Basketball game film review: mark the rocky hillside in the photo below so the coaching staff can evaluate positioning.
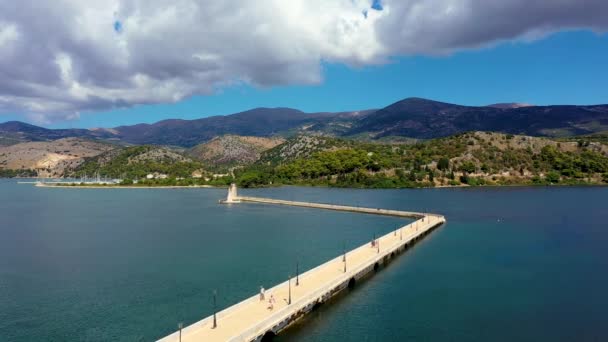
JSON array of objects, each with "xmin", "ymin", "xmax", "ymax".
[
  {"xmin": 0, "ymin": 138, "xmax": 115, "ymax": 177},
  {"xmin": 436, "ymin": 131, "xmax": 608, "ymax": 184},
  {"xmin": 259, "ymin": 135, "xmax": 357, "ymax": 164},
  {"xmin": 188, "ymin": 135, "xmax": 284, "ymax": 167},
  {"xmin": 235, "ymin": 132, "xmax": 608, "ymax": 188},
  {"xmin": 71, "ymin": 145, "xmax": 205, "ymax": 180}
]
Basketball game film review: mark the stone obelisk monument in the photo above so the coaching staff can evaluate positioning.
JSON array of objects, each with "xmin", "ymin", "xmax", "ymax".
[{"xmin": 220, "ymin": 183, "xmax": 240, "ymax": 203}]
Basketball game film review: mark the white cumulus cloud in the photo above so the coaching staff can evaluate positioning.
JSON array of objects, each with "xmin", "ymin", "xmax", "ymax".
[{"xmin": 0, "ymin": 0, "xmax": 606, "ymax": 122}]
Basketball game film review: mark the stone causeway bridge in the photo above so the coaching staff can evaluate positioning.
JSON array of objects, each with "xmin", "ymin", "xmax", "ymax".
[{"xmin": 158, "ymin": 184, "xmax": 446, "ymax": 342}]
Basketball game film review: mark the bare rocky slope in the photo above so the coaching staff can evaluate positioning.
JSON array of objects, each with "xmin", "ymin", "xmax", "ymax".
[
  {"xmin": 188, "ymin": 135, "xmax": 284, "ymax": 167},
  {"xmin": 0, "ymin": 138, "xmax": 115, "ymax": 177}
]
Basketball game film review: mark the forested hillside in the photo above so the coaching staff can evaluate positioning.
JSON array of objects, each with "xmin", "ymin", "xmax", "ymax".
[
  {"xmin": 71, "ymin": 146, "xmax": 205, "ymax": 181},
  {"xmin": 234, "ymin": 132, "xmax": 608, "ymax": 188}
]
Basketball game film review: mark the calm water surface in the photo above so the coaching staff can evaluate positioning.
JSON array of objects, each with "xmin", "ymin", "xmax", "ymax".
[{"xmin": 1, "ymin": 180, "xmax": 607, "ymax": 341}]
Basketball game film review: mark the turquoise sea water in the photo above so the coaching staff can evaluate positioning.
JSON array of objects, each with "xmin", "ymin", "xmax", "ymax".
[{"xmin": 1, "ymin": 180, "xmax": 607, "ymax": 341}]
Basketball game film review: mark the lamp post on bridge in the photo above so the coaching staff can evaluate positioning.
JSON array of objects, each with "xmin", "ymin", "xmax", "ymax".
[
  {"xmin": 178, "ymin": 322, "xmax": 183, "ymax": 342},
  {"xmin": 343, "ymin": 241, "xmax": 347, "ymax": 273},
  {"xmin": 212, "ymin": 290, "xmax": 217, "ymax": 329},
  {"xmin": 288, "ymin": 275, "xmax": 292, "ymax": 305},
  {"xmin": 296, "ymin": 261, "xmax": 299, "ymax": 286}
]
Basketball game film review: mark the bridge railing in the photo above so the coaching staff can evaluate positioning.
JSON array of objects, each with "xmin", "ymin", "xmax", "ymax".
[
  {"xmin": 237, "ymin": 196, "xmax": 426, "ymax": 219},
  {"xmin": 226, "ymin": 220, "xmax": 434, "ymax": 341},
  {"xmin": 226, "ymin": 248, "xmax": 379, "ymax": 341}
]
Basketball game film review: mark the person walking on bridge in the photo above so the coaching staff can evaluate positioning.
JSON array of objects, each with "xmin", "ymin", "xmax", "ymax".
[{"xmin": 260, "ymin": 286, "xmax": 265, "ymax": 301}]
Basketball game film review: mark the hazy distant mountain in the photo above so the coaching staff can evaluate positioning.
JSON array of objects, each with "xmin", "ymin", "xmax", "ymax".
[
  {"xmin": 0, "ymin": 121, "xmax": 117, "ymax": 145},
  {"xmin": 2, "ymin": 98, "xmax": 608, "ymax": 147},
  {"xmin": 349, "ymin": 98, "xmax": 608, "ymax": 139},
  {"xmin": 486, "ymin": 103, "xmax": 533, "ymax": 109},
  {"xmin": 113, "ymin": 108, "xmax": 325, "ymax": 147}
]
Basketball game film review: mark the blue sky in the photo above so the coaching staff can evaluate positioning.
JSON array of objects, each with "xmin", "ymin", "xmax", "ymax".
[
  {"xmin": 2, "ymin": 1, "xmax": 608, "ymax": 128},
  {"xmin": 4, "ymin": 30, "xmax": 608, "ymax": 129}
]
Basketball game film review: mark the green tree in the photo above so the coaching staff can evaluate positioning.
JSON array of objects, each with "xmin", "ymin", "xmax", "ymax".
[
  {"xmin": 238, "ymin": 170, "xmax": 269, "ymax": 188},
  {"xmin": 437, "ymin": 158, "xmax": 450, "ymax": 171},
  {"xmin": 545, "ymin": 171, "xmax": 560, "ymax": 184},
  {"xmin": 459, "ymin": 161, "xmax": 476, "ymax": 173}
]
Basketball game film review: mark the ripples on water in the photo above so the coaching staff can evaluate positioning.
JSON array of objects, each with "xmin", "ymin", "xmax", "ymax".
[{"xmin": 1, "ymin": 181, "xmax": 607, "ymax": 341}]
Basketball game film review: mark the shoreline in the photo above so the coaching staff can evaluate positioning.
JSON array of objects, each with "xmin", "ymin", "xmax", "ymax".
[
  {"xmin": 31, "ymin": 182, "xmax": 608, "ymax": 190},
  {"xmin": 242, "ymin": 181, "xmax": 608, "ymax": 190},
  {"xmin": 35, "ymin": 183, "xmax": 223, "ymax": 189}
]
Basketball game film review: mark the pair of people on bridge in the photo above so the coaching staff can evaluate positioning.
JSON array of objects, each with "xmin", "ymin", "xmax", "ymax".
[
  {"xmin": 261, "ymin": 286, "xmax": 276, "ymax": 310},
  {"xmin": 267, "ymin": 294, "xmax": 276, "ymax": 310}
]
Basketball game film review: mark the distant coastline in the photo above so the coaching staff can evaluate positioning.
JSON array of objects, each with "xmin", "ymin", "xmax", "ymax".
[
  {"xmin": 29, "ymin": 181, "xmax": 607, "ymax": 190},
  {"xmin": 34, "ymin": 183, "xmax": 221, "ymax": 189},
  {"xmin": 3, "ymin": 132, "xmax": 607, "ymax": 189}
]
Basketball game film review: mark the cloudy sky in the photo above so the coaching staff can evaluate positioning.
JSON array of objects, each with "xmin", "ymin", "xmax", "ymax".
[{"xmin": 0, "ymin": 0, "xmax": 607, "ymax": 127}]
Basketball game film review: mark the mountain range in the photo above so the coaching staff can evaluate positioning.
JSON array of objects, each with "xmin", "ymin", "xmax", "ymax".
[{"xmin": 2, "ymin": 98, "xmax": 607, "ymax": 147}]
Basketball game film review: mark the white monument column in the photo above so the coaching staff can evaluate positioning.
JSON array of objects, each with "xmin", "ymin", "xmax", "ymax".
[{"xmin": 222, "ymin": 183, "xmax": 240, "ymax": 203}]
